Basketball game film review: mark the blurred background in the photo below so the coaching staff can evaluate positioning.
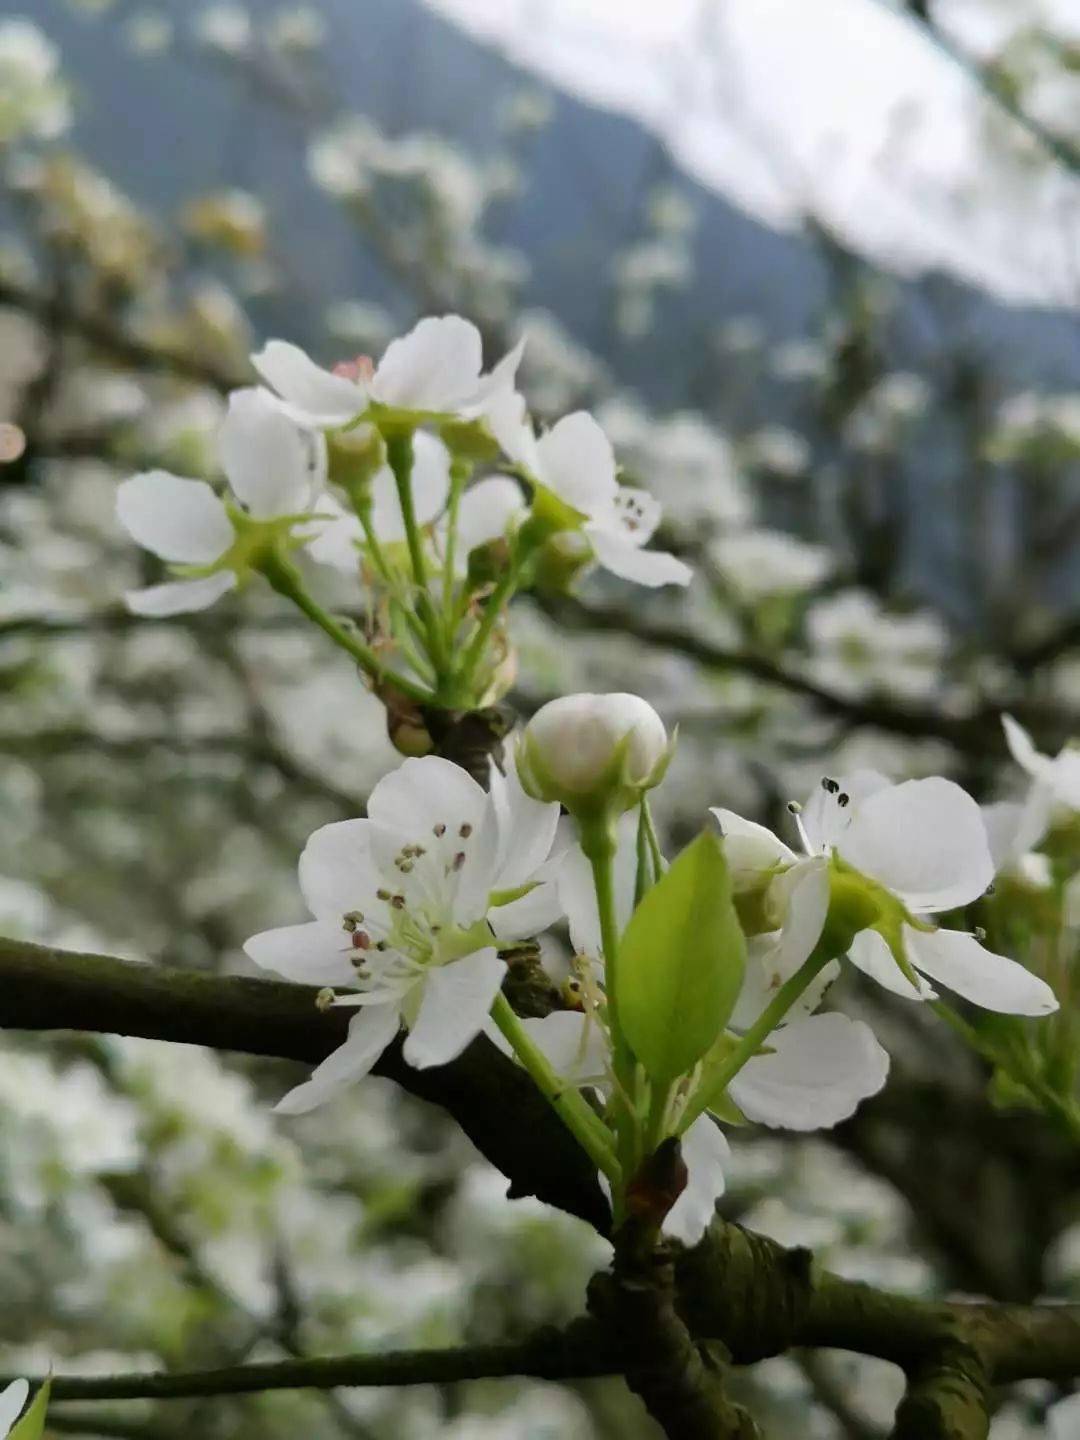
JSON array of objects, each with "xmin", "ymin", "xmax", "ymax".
[{"xmin": 1, "ymin": 1, "xmax": 1079, "ymax": 1435}]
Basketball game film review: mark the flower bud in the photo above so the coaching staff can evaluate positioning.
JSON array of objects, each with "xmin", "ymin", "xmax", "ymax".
[
  {"xmin": 327, "ymin": 422, "xmax": 385, "ymax": 500},
  {"xmin": 519, "ymin": 692, "xmax": 669, "ymax": 815}
]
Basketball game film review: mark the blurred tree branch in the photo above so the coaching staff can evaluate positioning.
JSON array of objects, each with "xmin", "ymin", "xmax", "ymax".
[{"xmin": 895, "ymin": 0, "xmax": 1080, "ymax": 175}]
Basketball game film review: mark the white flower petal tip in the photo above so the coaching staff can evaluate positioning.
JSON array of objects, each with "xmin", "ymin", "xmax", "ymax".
[
  {"xmin": 729, "ymin": 1013, "xmax": 889, "ymax": 1131},
  {"xmin": 0, "ymin": 1379, "xmax": 28, "ymax": 1436},
  {"xmin": 402, "ymin": 948, "xmax": 505, "ymax": 1070},
  {"xmin": 274, "ymin": 1004, "xmax": 400, "ymax": 1115},
  {"xmin": 902, "ymin": 926, "xmax": 1058, "ymax": 1017},
  {"xmin": 123, "ymin": 571, "xmax": 237, "ymax": 616},
  {"xmin": 243, "ymin": 920, "xmax": 356, "ymax": 987},
  {"xmin": 663, "ymin": 1116, "xmax": 730, "ymax": 1246},
  {"xmin": 251, "ymin": 339, "xmax": 366, "ymax": 426},
  {"xmin": 116, "ymin": 471, "xmax": 233, "ymax": 564}
]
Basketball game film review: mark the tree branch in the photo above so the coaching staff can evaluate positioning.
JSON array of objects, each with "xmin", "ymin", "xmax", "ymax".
[
  {"xmin": 541, "ymin": 596, "xmax": 1073, "ymax": 752},
  {"xmin": 0, "ymin": 936, "xmax": 610, "ymax": 1232},
  {"xmin": 0, "ymin": 280, "xmax": 247, "ymax": 394},
  {"xmin": 11, "ymin": 1325, "xmax": 618, "ymax": 1403},
  {"xmin": 896, "ymin": 0, "xmax": 1080, "ymax": 177},
  {"xmin": 5, "ymin": 935, "xmax": 1080, "ymax": 1405}
]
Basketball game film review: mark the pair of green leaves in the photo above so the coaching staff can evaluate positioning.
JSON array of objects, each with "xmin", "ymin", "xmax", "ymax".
[{"xmin": 616, "ymin": 830, "xmax": 747, "ymax": 1085}]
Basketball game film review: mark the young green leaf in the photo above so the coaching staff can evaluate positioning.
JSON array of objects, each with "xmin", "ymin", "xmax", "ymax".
[
  {"xmin": 9, "ymin": 1379, "xmax": 50, "ymax": 1440},
  {"xmin": 615, "ymin": 829, "xmax": 746, "ymax": 1084}
]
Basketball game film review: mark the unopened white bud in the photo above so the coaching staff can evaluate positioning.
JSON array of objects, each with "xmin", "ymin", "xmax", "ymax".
[{"xmin": 519, "ymin": 692, "xmax": 669, "ymax": 814}]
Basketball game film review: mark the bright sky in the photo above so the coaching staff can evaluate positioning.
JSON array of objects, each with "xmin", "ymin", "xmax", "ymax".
[{"xmin": 422, "ymin": 0, "xmax": 1080, "ymax": 309}]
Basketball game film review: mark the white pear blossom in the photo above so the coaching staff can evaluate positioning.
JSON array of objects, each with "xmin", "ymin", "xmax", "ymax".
[
  {"xmin": 0, "ymin": 1380, "xmax": 28, "ymax": 1437},
  {"xmin": 714, "ymin": 771, "xmax": 1058, "ymax": 1016},
  {"xmin": 251, "ymin": 314, "xmax": 524, "ymax": 429},
  {"xmin": 117, "ymin": 387, "xmax": 326, "ymax": 615},
  {"xmin": 519, "ymin": 692, "xmax": 668, "ymax": 808},
  {"xmin": 983, "ymin": 716, "xmax": 1079, "ymax": 874},
  {"xmin": 490, "ymin": 402, "xmax": 691, "ymax": 588},
  {"xmin": 245, "ymin": 755, "xmax": 560, "ymax": 1114},
  {"xmin": 1003, "ymin": 713, "xmax": 1080, "ymax": 813},
  {"xmin": 709, "ymin": 528, "xmax": 832, "ymax": 601},
  {"xmin": 516, "ymin": 822, "xmax": 887, "ymax": 1245},
  {"xmin": 306, "ymin": 430, "xmax": 451, "ymax": 571}
]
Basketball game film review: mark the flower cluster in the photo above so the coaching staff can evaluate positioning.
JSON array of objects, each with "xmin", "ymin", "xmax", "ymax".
[
  {"xmin": 246, "ymin": 690, "xmax": 1058, "ymax": 1246},
  {"xmin": 116, "ymin": 314, "xmax": 691, "ymax": 717}
]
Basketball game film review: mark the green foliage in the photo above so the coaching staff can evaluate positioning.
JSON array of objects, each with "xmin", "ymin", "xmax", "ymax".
[{"xmin": 616, "ymin": 830, "xmax": 746, "ymax": 1084}]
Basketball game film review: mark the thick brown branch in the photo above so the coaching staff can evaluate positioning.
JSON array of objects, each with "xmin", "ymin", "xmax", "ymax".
[{"xmin": 0, "ymin": 937, "xmax": 609, "ymax": 1232}]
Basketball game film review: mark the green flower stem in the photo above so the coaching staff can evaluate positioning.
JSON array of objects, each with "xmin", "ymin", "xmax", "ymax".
[
  {"xmin": 580, "ymin": 819, "xmax": 640, "ymax": 1168},
  {"xmin": 490, "ymin": 992, "xmax": 620, "ymax": 1184},
  {"xmin": 260, "ymin": 549, "xmax": 432, "ymax": 706},
  {"xmin": 450, "ymin": 558, "xmax": 520, "ymax": 702},
  {"xmin": 357, "ymin": 501, "xmax": 431, "ymax": 660},
  {"xmin": 933, "ymin": 1000, "xmax": 1080, "ymax": 1142},
  {"xmin": 441, "ymin": 458, "xmax": 469, "ymax": 620},
  {"xmin": 642, "ymin": 798, "xmax": 664, "ymax": 878},
  {"xmin": 385, "ymin": 430, "xmax": 450, "ymax": 682},
  {"xmin": 678, "ymin": 942, "xmax": 837, "ymax": 1135}
]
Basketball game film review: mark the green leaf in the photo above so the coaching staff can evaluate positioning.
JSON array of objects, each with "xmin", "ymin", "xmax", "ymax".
[
  {"xmin": 616, "ymin": 830, "xmax": 746, "ymax": 1084},
  {"xmin": 10, "ymin": 1379, "xmax": 50, "ymax": 1440}
]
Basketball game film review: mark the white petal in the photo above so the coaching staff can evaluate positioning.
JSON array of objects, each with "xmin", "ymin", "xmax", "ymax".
[
  {"xmin": 117, "ymin": 472, "xmax": 233, "ymax": 563},
  {"xmin": 251, "ymin": 340, "xmax": 365, "ymax": 426},
  {"xmin": 454, "ymin": 476, "xmax": 526, "ymax": 558},
  {"xmin": 489, "ymin": 881, "xmax": 564, "ymax": 941},
  {"xmin": 372, "ymin": 315, "xmax": 483, "ymax": 412},
  {"xmin": 367, "ymin": 756, "xmax": 487, "ymax": 839},
  {"xmin": 903, "ymin": 925, "xmax": 1058, "ymax": 1016},
  {"xmin": 402, "ymin": 948, "xmax": 505, "ymax": 1069},
  {"xmin": 220, "ymin": 386, "xmax": 326, "ymax": 518},
  {"xmin": 982, "ymin": 788, "xmax": 1053, "ymax": 872},
  {"xmin": 535, "ymin": 412, "xmax": 617, "ymax": 512},
  {"xmin": 0, "ymin": 1381, "xmax": 28, "ymax": 1435},
  {"xmin": 663, "ymin": 1116, "xmax": 729, "ymax": 1246},
  {"xmin": 243, "ymin": 919, "xmax": 356, "ymax": 986},
  {"xmin": 298, "ymin": 818, "xmax": 378, "ymax": 920},
  {"xmin": 467, "ymin": 335, "xmax": 526, "ymax": 414},
  {"xmin": 486, "ymin": 387, "xmax": 538, "ymax": 471},
  {"xmin": 800, "ymin": 770, "xmax": 891, "ymax": 853},
  {"xmin": 729, "ymin": 1013, "xmax": 889, "ymax": 1130},
  {"xmin": 306, "ymin": 505, "xmax": 364, "ymax": 572},
  {"xmin": 838, "ymin": 777, "xmax": 993, "ymax": 913},
  {"xmin": 1002, "ymin": 713, "xmax": 1046, "ymax": 779},
  {"xmin": 275, "ymin": 1002, "xmax": 401, "ymax": 1114},
  {"xmin": 556, "ymin": 815, "xmax": 637, "ymax": 958},
  {"xmin": 124, "ymin": 571, "xmax": 237, "ymax": 616},
  {"xmin": 730, "ymin": 859, "xmax": 831, "ymax": 1031},
  {"xmin": 848, "ymin": 928, "xmax": 934, "ymax": 1001},
  {"xmin": 487, "ymin": 760, "xmax": 561, "ymax": 892},
  {"xmin": 710, "ymin": 809, "xmax": 797, "ymax": 883},
  {"xmin": 586, "ymin": 526, "xmax": 693, "ymax": 588},
  {"xmin": 609, "ymin": 486, "xmax": 662, "ymax": 545},
  {"xmin": 519, "ymin": 1011, "xmax": 608, "ymax": 1084}
]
